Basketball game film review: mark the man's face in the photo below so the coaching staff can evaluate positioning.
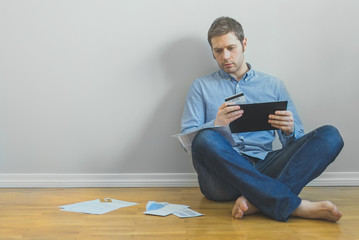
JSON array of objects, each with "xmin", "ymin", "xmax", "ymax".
[{"xmin": 211, "ymin": 32, "xmax": 247, "ymax": 77}]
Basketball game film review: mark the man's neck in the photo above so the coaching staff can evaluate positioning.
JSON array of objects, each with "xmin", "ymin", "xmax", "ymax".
[{"xmin": 232, "ymin": 62, "xmax": 249, "ymax": 82}]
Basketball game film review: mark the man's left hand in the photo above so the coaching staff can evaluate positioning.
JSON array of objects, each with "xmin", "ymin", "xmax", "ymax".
[{"xmin": 268, "ymin": 110, "xmax": 294, "ymax": 135}]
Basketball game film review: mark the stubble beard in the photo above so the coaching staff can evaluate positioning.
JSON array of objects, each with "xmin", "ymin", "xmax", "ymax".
[{"xmin": 222, "ymin": 62, "xmax": 241, "ymax": 75}]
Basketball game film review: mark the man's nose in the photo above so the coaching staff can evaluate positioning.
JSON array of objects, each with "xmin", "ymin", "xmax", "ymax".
[{"xmin": 224, "ymin": 49, "xmax": 230, "ymax": 59}]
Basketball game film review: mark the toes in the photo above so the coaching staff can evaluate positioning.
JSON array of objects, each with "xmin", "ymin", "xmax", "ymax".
[
  {"xmin": 232, "ymin": 203, "xmax": 242, "ymax": 218},
  {"xmin": 235, "ymin": 211, "xmax": 244, "ymax": 219},
  {"xmin": 232, "ymin": 197, "xmax": 249, "ymax": 219}
]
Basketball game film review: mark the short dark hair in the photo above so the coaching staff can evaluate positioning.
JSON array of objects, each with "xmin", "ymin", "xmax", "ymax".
[{"xmin": 207, "ymin": 17, "xmax": 245, "ymax": 48}]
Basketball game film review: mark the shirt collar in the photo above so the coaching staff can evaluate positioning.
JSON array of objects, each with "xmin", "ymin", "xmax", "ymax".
[{"xmin": 219, "ymin": 63, "xmax": 254, "ymax": 82}]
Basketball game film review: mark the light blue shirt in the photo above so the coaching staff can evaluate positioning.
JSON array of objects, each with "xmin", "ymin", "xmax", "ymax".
[{"xmin": 181, "ymin": 64, "xmax": 305, "ymax": 160}]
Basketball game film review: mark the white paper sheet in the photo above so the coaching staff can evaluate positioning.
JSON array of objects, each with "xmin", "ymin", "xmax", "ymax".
[
  {"xmin": 173, "ymin": 208, "xmax": 203, "ymax": 218},
  {"xmin": 59, "ymin": 198, "xmax": 138, "ymax": 215},
  {"xmin": 173, "ymin": 126, "xmax": 235, "ymax": 153}
]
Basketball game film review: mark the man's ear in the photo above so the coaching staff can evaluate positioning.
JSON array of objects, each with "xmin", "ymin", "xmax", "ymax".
[{"xmin": 242, "ymin": 38, "xmax": 248, "ymax": 52}]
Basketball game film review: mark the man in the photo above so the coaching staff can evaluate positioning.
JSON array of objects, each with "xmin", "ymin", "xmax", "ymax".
[{"xmin": 181, "ymin": 16, "xmax": 344, "ymax": 222}]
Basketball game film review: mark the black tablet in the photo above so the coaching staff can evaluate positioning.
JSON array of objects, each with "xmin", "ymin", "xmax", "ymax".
[{"xmin": 229, "ymin": 101, "xmax": 288, "ymax": 133}]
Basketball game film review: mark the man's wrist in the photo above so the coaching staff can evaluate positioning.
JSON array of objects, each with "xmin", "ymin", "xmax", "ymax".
[
  {"xmin": 284, "ymin": 126, "xmax": 295, "ymax": 136},
  {"xmin": 284, "ymin": 131, "xmax": 294, "ymax": 136}
]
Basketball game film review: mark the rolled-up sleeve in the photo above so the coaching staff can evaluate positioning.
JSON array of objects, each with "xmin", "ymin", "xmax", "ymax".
[{"xmin": 277, "ymin": 82, "xmax": 305, "ymax": 147}]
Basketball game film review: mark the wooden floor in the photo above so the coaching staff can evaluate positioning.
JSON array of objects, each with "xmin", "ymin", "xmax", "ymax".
[{"xmin": 0, "ymin": 187, "xmax": 358, "ymax": 240}]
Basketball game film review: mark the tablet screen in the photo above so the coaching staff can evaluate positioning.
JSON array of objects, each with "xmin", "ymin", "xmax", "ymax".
[{"xmin": 229, "ymin": 101, "xmax": 288, "ymax": 133}]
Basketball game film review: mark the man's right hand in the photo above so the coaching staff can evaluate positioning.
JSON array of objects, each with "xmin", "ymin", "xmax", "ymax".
[{"xmin": 214, "ymin": 102, "xmax": 244, "ymax": 126}]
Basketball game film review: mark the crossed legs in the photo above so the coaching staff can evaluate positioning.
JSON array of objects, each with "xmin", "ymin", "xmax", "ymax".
[{"xmin": 191, "ymin": 125, "xmax": 344, "ymax": 221}]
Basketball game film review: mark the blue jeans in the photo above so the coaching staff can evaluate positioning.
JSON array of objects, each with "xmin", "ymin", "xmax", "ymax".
[{"xmin": 191, "ymin": 125, "xmax": 344, "ymax": 221}]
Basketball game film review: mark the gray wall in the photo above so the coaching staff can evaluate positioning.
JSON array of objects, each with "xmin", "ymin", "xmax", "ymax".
[{"xmin": 0, "ymin": 0, "xmax": 358, "ymax": 175}]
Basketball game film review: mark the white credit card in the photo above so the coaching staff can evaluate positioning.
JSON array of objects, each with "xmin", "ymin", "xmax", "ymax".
[{"xmin": 225, "ymin": 92, "xmax": 246, "ymax": 105}]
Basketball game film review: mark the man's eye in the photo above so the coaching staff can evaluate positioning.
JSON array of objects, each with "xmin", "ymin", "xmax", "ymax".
[{"xmin": 215, "ymin": 49, "xmax": 222, "ymax": 53}]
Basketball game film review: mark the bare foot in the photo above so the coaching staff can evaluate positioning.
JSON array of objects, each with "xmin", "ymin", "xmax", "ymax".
[
  {"xmin": 291, "ymin": 200, "xmax": 343, "ymax": 222},
  {"xmin": 232, "ymin": 196, "xmax": 259, "ymax": 219}
]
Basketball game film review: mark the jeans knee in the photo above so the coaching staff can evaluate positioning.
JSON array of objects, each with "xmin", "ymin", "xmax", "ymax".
[
  {"xmin": 317, "ymin": 125, "xmax": 344, "ymax": 155},
  {"xmin": 192, "ymin": 129, "xmax": 219, "ymax": 154},
  {"xmin": 320, "ymin": 125, "xmax": 344, "ymax": 146}
]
